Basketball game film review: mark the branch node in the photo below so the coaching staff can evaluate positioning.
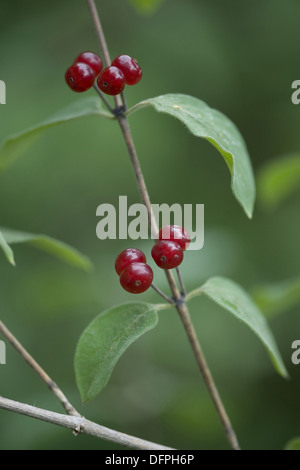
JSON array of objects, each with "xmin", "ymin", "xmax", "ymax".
[
  {"xmin": 73, "ymin": 424, "xmax": 82, "ymax": 436},
  {"xmin": 175, "ymin": 296, "xmax": 185, "ymax": 306},
  {"xmin": 113, "ymin": 105, "xmax": 125, "ymax": 118}
]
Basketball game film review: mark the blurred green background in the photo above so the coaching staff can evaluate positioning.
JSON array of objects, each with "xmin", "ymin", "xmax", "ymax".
[{"xmin": 0, "ymin": 0, "xmax": 299, "ymax": 450}]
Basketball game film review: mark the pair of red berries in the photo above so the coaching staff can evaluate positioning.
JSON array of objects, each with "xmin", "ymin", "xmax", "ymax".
[
  {"xmin": 152, "ymin": 225, "xmax": 190, "ymax": 270},
  {"xmin": 115, "ymin": 225, "xmax": 190, "ymax": 294},
  {"xmin": 115, "ymin": 248, "xmax": 153, "ymax": 294},
  {"xmin": 65, "ymin": 51, "xmax": 142, "ymax": 96},
  {"xmin": 99, "ymin": 55, "xmax": 142, "ymax": 96}
]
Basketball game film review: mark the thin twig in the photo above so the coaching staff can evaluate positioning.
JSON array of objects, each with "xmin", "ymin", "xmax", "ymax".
[
  {"xmin": 0, "ymin": 322, "xmax": 172, "ymax": 449},
  {"xmin": 0, "ymin": 396, "xmax": 173, "ymax": 450},
  {"xmin": 176, "ymin": 267, "xmax": 187, "ymax": 297},
  {"xmin": 0, "ymin": 321, "xmax": 80, "ymax": 417},
  {"xmin": 87, "ymin": 0, "xmax": 111, "ymax": 67},
  {"xmin": 117, "ymin": 116, "xmax": 159, "ymax": 236},
  {"xmin": 151, "ymin": 284, "xmax": 175, "ymax": 304},
  {"xmin": 87, "ymin": 0, "xmax": 240, "ymax": 451}
]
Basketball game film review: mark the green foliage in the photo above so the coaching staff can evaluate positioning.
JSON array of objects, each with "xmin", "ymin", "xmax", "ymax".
[
  {"xmin": 187, "ymin": 276, "xmax": 288, "ymax": 378},
  {"xmin": 0, "ymin": 231, "xmax": 15, "ymax": 266},
  {"xmin": 127, "ymin": 94, "xmax": 255, "ymax": 218},
  {"xmin": 252, "ymin": 277, "xmax": 300, "ymax": 319},
  {"xmin": 0, "ymin": 227, "xmax": 92, "ymax": 270},
  {"xmin": 258, "ymin": 154, "xmax": 300, "ymax": 209},
  {"xmin": 128, "ymin": 0, "xmax": 165, "ymax": 15},
  {"xmin": 74, "ymin": 302, "xmax": 166, "ymax": 402},
  {"xmin": 0, "ymin": 97, "xmax": 111, "ymax": 170},
  {"xmin": 0, "ymin": 93, "xmax": 255, "ymax": 219},
  {"xmin": 285, "ymin": 437, "xmax": 300, "ymax": 450}
]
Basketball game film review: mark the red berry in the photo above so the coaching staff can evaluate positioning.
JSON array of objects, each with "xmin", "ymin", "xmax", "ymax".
[
  {"xmin": 75, "ymin": 52, "xmax": 103, "ymax": 76},
  {"xmin": 151, "ymin": 240, "xmax": 183, "ymax": 269},
  {"xmin": 115, "ymin": 248, "xmax": 146, "ymax": 276},
  {"xmin": 111, "ymin": 55, "xmax": 142, "ymax": 85},
  {"xmin": 65, "ymin": 62, "xmax": 95, "ymax": 92},
  {"xmin": 159, "ymin": 225, "xmax": 190, "ymax": 251},
  {"xmin": 97, "ymin": 66, "xmax": 125, "ymax": 95},
  {"xmin": 120, "ymin": 262, "xmax": 153, "ymax": 294}
]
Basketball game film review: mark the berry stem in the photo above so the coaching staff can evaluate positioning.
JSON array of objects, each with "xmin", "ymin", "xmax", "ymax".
[
  {"xmin": 93, "ymin": 83, "xmax": 115, "ymax": 115},
  {"xmin": 121, "ymin": 91, "xmax": 128, "ymax": 112},
  {"xmin": 87, "ymin": 0, "xmax": 240, "ymax": 451},
  {"xmin": 176, "ymin": 267, "xmax": 187, "ymax": 297},
  {"xmin": 151, "ymin": 284, "xmax": 175, "ymax": 304}
]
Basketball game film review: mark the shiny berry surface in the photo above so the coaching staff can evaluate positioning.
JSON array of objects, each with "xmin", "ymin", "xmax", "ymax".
[
  {"xmin": 151, "ymin": 240, "xmax": 183, "ymax": 269},
  {"xmin": 75, "ymin": 52, "xmax": 103, "ymax": 76},
  {"xmin": 111, "ymin": 55, "xmax": 142, "ymax": 85},
  {"xmin": 65, "ymin": 62, "xmax": 95, "ymax": 92},
  {"xmin": 115, "ymin": 248, "xmax": 146, "ymax": 276},
  {"xmin": 97, "ymin": 66, "xmax": 125, "ymax": 95},
  {"xmin": 159, "ymin": 225, "xmax": 190, "ymax": 251},
  {"xmin": 119, "ymin": 262, "xmax": 153, "ymax": 294}
]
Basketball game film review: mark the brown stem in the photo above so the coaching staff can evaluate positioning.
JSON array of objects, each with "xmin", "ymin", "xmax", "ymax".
[
  {"xmin": 87, "ymin": 0, "xmax": 240, "ymax": 451},
  {"xmin": 117, "ymin": 115, "xmax": 159, "ymax": 237},
  {"xmin": 87, "ymin": 0, "xmax": 111, "ymax": 67},
  {"xmin": 117, "ymin": 119, "xmax": 241, "ymax": 450},
  {"xmin": 0, "ymin": 321, "xmax": 80, "ymax": 417},
  {"xmin": 87, "ymin": 0, "xmax": 123, "ymax": 111},
  {"xmin": 174, "ymin": 303, "xmax": 240, "ymax": 450}
]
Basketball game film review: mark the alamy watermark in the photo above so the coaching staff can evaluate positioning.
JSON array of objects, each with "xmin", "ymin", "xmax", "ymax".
[
  {"xmin": 0, "ymin": 80, "xmax": 6, "ymax": 104},
  {"xmin": 0, "ymin": 340, "xmax": 6, "ymax": 365},
  {"xmin": 96, "ymin": 196, "xmax": 204, "ymax": 250},
  {"xmin": 291, "ymin": 80, "xmax": 300, "ymax": 105},
  {"xmin": 291, "ymin": 340, "xmax": 300, "ymax": 365}
]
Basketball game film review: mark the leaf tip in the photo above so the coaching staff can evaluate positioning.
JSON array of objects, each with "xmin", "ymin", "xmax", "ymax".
[
  {"xmin": 281, "ymin": 369, "xmax": 290, "ymax": 380},
  {"xmin": 243, "ymin": 199, "xmax": 255, "ymax": 219},
  {"xmin": 83, "ymin": 260, "xmax": 94, "ymax": 273}
]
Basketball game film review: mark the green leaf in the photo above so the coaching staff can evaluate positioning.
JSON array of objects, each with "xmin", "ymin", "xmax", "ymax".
[
  {"xmin": 186, "ymin": 276, "xmax": 288, "ymax": 378},
  {"xmin": 258, "ymin": 154, "xmax": 300, "ymax": 209},
  {"xmin": 0, "ymin": 227, "xmax": 92, "ymax": 271},
  {"xmin": 0, "ymin": 231, "xmax": 15, "ymax": 266},
  {"xmin": 127, "ymin": 94, "xmax": 255, "ymax": 218},
  {"xmin": 285, "ymin": 437, "xmax": 300, "ymax": 450},
  {"xmin": 252, "ymin": 277, "xmax": 300, "ymax": 319},
  {"xmin": 0, "ymin": 97, "xmax": 112, "ymax": 170},
  {"xmin": 128, "ymin": 0, "xmax": 165, "ymax": 15},
  {"xmin": 75, "ymin": 302, "xmax": 161, "ymax": 402}
]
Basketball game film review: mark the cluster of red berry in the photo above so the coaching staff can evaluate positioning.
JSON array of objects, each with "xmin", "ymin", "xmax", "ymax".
[
  {"xmin": 65, "ymin": 52, "xmax": 142, "ymax": 96},
  {"xmin": 115, "ymin": 225, "xmax": 190, "ymax": 294}
]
